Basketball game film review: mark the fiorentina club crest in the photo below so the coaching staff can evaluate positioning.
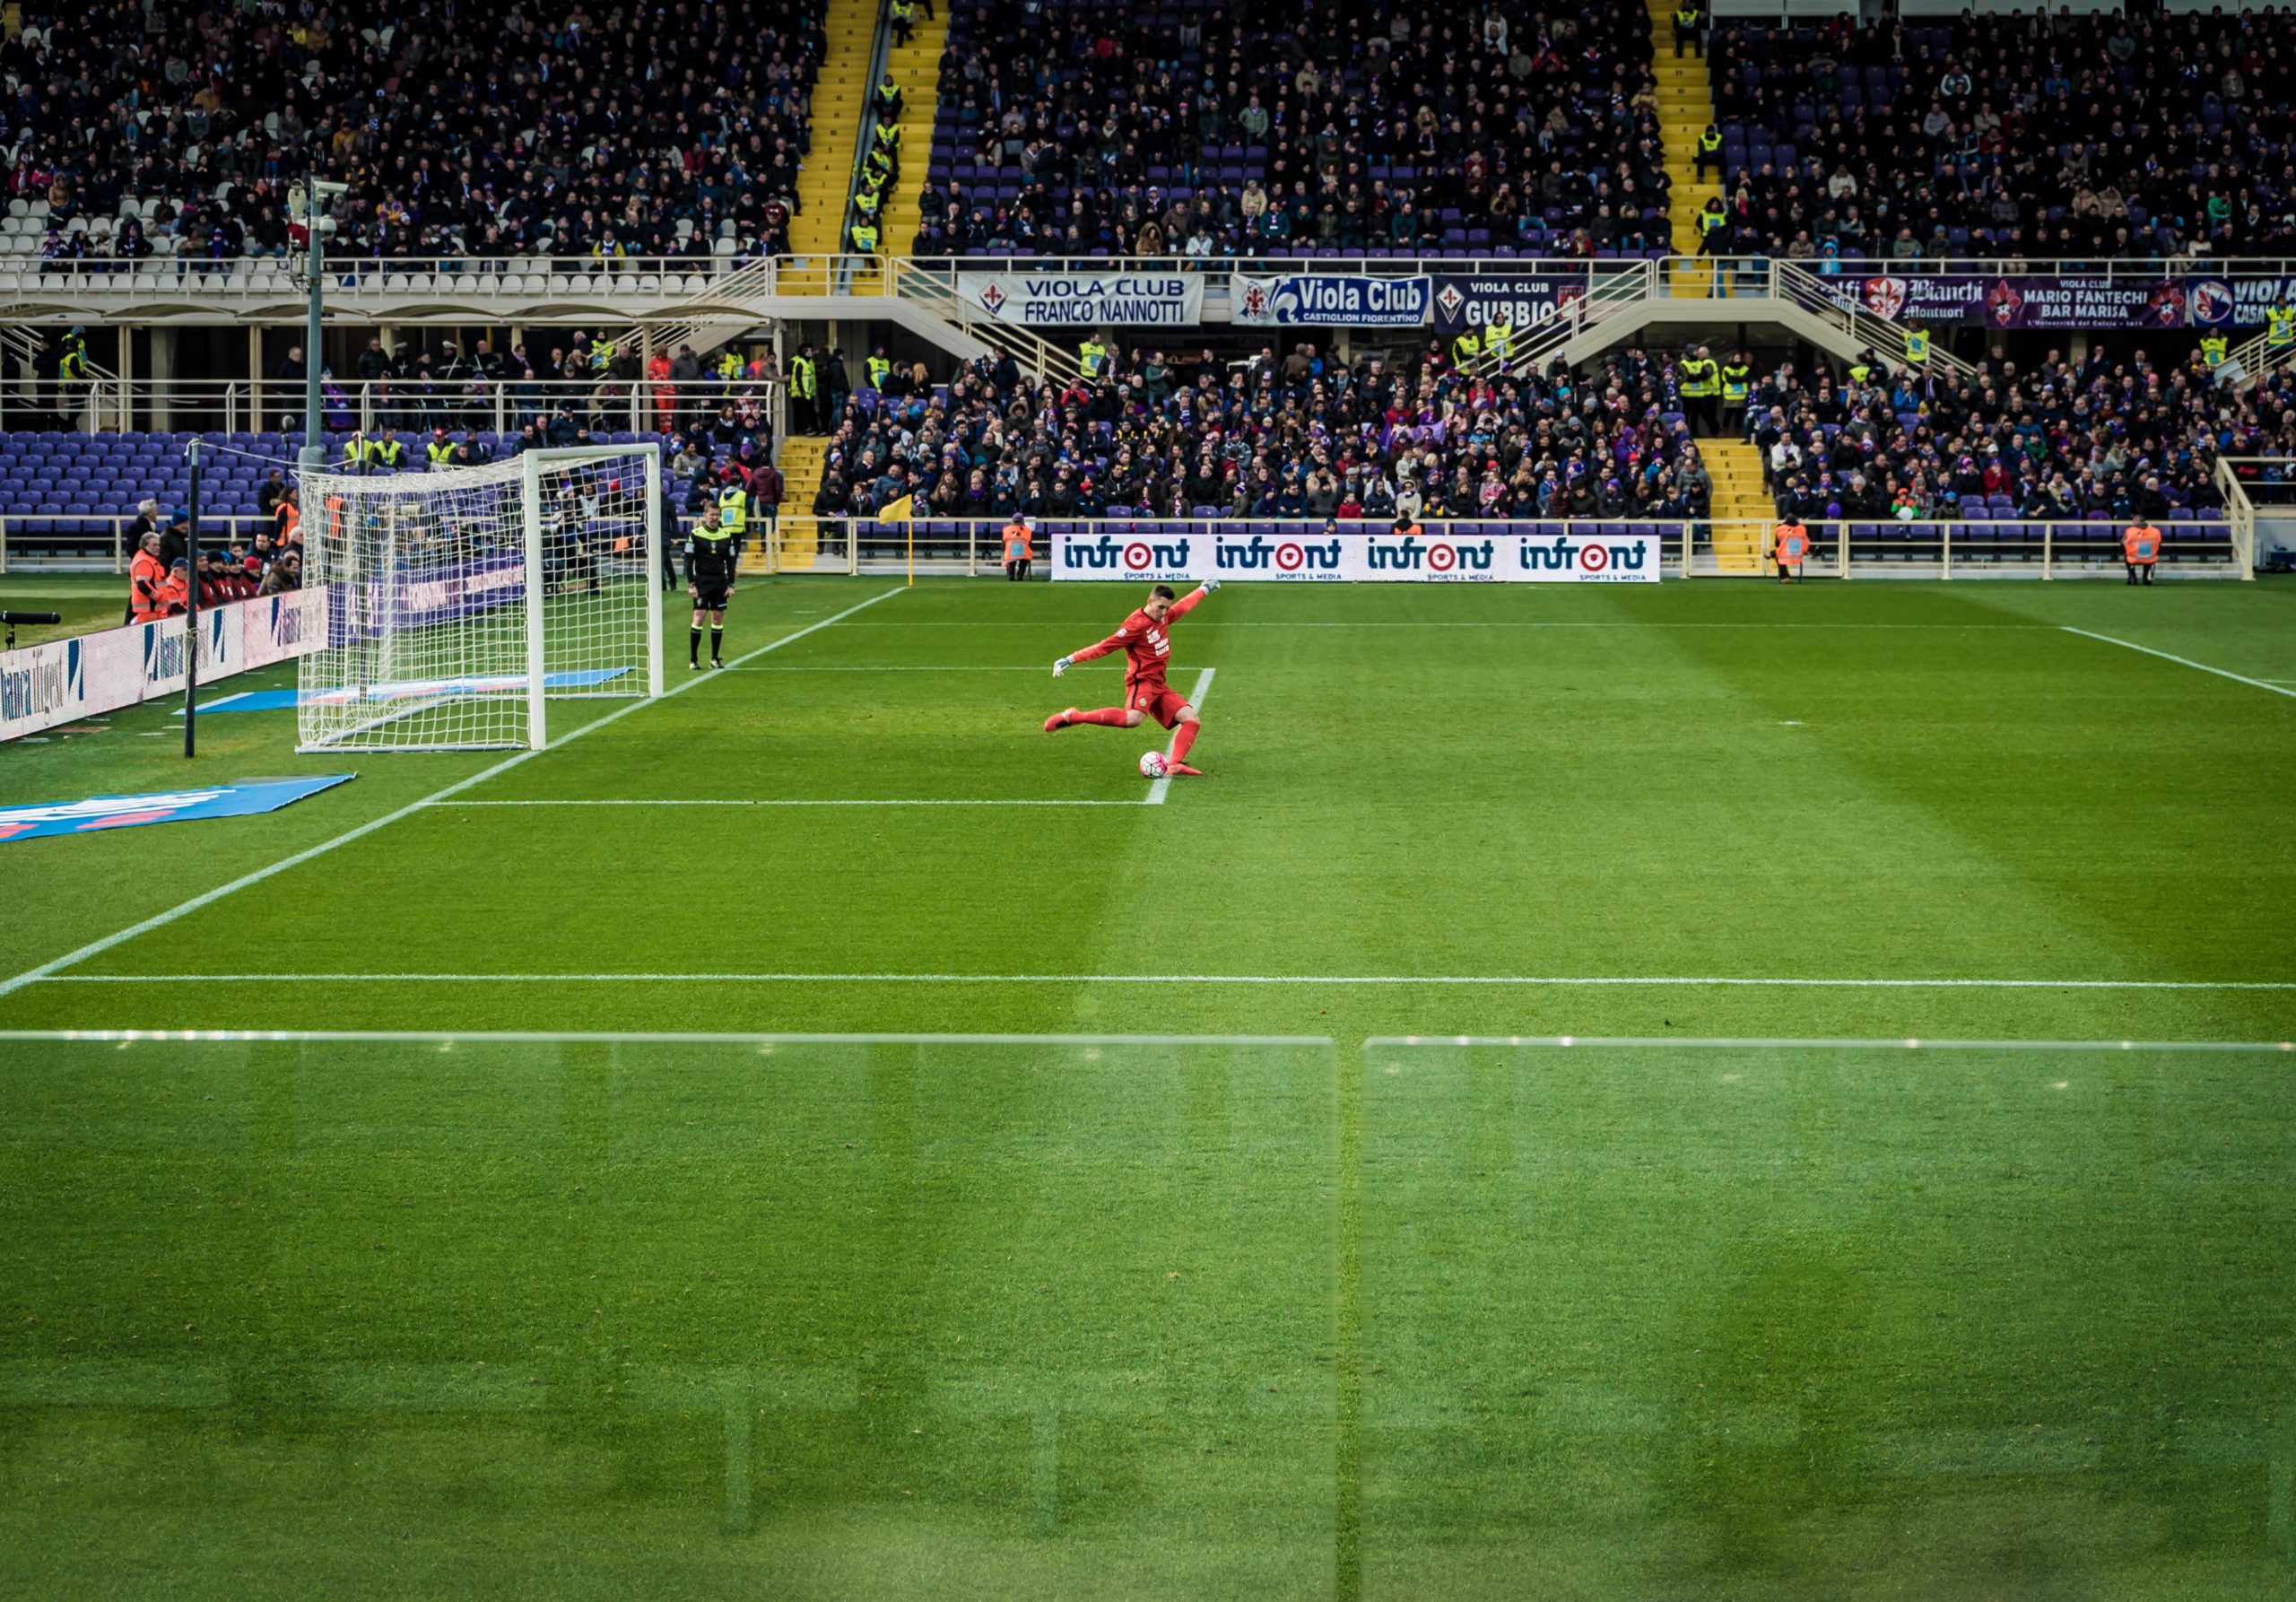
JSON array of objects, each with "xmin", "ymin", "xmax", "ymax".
[
  {"xmin": 1239, "ymin": 283, "xmax": 1270, "ymax": 319},
  {"xmin": 977, "ymin": 280, "xmax": 1006, "ymax": 314},
  {"xmin": 1861, "ymin": 275, "xmax": 1909, "ymax": 320},
  {"xmin": 1434, "ymin": 283, "xmax": 1465, "ymax": 320}
]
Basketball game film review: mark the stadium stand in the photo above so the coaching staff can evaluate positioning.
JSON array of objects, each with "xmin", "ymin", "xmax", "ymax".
[
  {"xmin": 4, "ymin": 0, "xmax": 826, "ymax": 262},
  {"xmin": 915, "ymin": 0, "xmax": 1672, "ymax": 257},
  {"xmin": 1738, "ymin": 350, "xmax": 2296, "ymax": 562},
  {"xmin": 1706, "ymin": 11, "xmax": 2296, "ymax": 264}
]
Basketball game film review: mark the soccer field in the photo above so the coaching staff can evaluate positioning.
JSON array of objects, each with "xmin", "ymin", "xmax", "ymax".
[{"xmin": 3, "ymin": 575, "xmax": 2294, "ymax": 1598}]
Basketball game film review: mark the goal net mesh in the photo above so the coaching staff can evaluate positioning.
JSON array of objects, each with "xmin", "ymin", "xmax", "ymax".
[{"xmin": 295, "ymin": 448, "xmax": 658, "ymax": 751}]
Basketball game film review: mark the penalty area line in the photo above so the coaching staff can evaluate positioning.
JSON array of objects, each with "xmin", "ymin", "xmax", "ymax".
[
  {"xmin": 1145, "ymin": 666, "xmax": 1216, "ymax": 805},
  {"xmin": 2061, "ymin": 626, "xmax": 2296, "ymax": 701},
  {"xmin": 0, "ymin": 587, "xmax": 908, "ymax": 1001}
]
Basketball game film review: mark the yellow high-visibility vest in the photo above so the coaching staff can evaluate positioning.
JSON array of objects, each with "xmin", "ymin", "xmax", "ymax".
[{"xmin": 718, "ymin": 486, "xmax": 749, "ymax": 533}]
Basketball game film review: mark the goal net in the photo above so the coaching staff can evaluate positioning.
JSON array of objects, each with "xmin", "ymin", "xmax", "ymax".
[{"xmin": 295, "ymin": 447, "xmax": 663, "ymax": 751}]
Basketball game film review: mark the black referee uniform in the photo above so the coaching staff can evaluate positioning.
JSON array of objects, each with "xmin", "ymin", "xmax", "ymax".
[{"xmin": 686, "ymin": 511, "xmax": 739, "ymax": 668}]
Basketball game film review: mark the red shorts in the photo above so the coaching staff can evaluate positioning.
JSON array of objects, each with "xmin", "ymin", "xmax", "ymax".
[{"xmin": 1128, "ymin": 682, "xmax": 1192, "ymax": 728}]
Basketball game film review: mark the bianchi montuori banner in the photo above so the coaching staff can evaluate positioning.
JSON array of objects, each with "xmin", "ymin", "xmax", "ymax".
[
  {"xmin": 1049, "ymin": 527, "xmax": 1662, "ymax": 584},
  {"xmin": 955, "ymin": 273, "xmax": 1205, "ymax": 326}
]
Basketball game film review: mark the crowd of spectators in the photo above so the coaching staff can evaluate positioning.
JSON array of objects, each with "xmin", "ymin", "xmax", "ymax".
[
  {"xmin": 1747, "ymin": 345, "xmax": 2296, "ymax": 525},
  {"xmin": 8, "ymin": 0, "xmax": 822, "ymax": 264},
  {"xmin": 918, "ymin": 0, "xmax": 1670, "ymax": 257},
  {"xmin": 124, "ymin": 484, "xmax": 301, "ymax": 623},
  {"xmin": 804, "ymin": 339, "xmax": 1718, "ymax": 527},
  {"xmin": 1708, "ymin": 12, "xmax": 2296, "ymax": 265}
]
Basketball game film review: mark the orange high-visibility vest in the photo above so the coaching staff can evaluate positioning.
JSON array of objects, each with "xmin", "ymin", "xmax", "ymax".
[
  {"xmin": 1002, "ymin": 522, "xmax": 1032, "ymax": 561},
  {"xmin": 1776, "ymin": 522, "xmax": 1809, "ymax": 564},
  {"xmin": 2123, "ymin": 524, "xmax": 2161, "ymax": 563}
]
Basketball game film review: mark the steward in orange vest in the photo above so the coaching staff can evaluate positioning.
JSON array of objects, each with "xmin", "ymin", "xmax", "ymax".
[
  {"xmin": 1772, "ymin": 518, "xmax": 1811, "ymax": 581},
  {"xmin": 1002, "ymin": 515, "xmax": 1035, "ymax": 581},
  {"xmin": 2121, "ymin": 520, "xmax": 2161, "ymax": 586},
  {"xmin": 127, "ymin": 532, "xmax": 168, "ymax": 622}
]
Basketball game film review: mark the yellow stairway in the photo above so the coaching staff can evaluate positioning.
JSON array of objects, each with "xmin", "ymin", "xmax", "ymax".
[
  {"xmin": 765, "ymin": 437, "xmax": 828, "ymax": 570},
  {"xmin": 1645, "ymin": 0, "xmax": 1723, "ymax": 296},
  {"xmin": 1702, "ymin": 437, "xmax": 1771, "ymax": 572},
  {"xmin": 788, "ymin": 0, "xmax": 880, "ymax": 269},
  {"xmin": 877, "ymin": 4, "xmax": 948, "ymax": 256}
]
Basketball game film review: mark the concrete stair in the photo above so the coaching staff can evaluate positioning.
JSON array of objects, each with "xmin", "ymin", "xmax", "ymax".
[
  {"xmin": 768, "ymin": 436, "xmax": 829, "ymax": 570},
  {"xmin": 1701, "ymin": 436, "xmax": 1770, "ymax": 572},
  {"xmin": 787, "ymin": 0, "xmax": 880, "ymax": 268},
  {"xmin": 1644, "ymin": 0, "xmax": 1723, "ymax": 295},
  {"xmin": 879, "ymin": 6, "xmax": 949, "ymax": 256}
]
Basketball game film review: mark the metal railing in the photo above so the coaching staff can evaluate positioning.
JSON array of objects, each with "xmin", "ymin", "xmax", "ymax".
[
  {"xmin": 886, "ymin": 258, "xmax": 1076, "ymax": 382},
  {"xmin": 1772, "ymin": 261, "xmax": 1979, "ymax": 378}
]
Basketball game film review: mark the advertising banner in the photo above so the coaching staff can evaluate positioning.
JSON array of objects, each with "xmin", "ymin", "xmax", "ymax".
[
  {"xmin": 2184, "ymin": 274, "xmax": 2296, "ymax": 328},
  {"xmin": 1813, "ymin": 273, "xmax": 2189, "ymax": 329},
  {"xmin": 1231, "ymin": 274, "xmax": 1430, "ymax": 326},
  {"xmin": 1431, "ymin": 274, "xmax": 1585, "ymax": 334},
  {"xmin": 954, "ymin": 272, "xmax": 1205, "ymax": 326},
  {"xmin": 0, "ymin": 588, "xmax": 326, "ymax": 743},
  {"xmin": 1050, "ymin": 527, "xmax": 1663, "ymax": 584},
  {"xmin": 0, "ymin": 774, "xmax": 353, "ymax": 844}
]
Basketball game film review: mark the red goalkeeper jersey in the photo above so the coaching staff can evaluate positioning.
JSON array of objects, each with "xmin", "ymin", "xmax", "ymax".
[{"xmin": 1070, "ymin": 587, "xmax": 1205, "ymax": 690}]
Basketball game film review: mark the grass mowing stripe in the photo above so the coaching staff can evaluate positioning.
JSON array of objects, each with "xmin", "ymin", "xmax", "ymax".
[
  {"xmin": 1365, "ymin": 1034, "xmax": 2296, "ymax": 1052},
  {"xmin": 1145, "ymin": 666, "xmax": 1216, "ymax": 805},
  {"xmin": 0, "ymin": 587, "xmax": 906, "ymax": 1000},
  {"xmin": 435, "ymin": 798, "xmax": 1145, "ymax": 807},
  {"xmin": 33, "ymin": 972, "xmax": 2296, "ymax": 989},
  {"xmin": 2061, "ymin": 624, "xmax": 2296, "ymax": 701}
]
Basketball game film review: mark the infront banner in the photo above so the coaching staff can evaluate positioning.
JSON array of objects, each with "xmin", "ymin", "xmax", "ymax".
[
  {"xmin": 1431, "ymin": 274, "xmax": 1585, "ymax": 334},
  {"xmin": 0, "ymin": 588, "xmax": 326, "ymax": 743},
  {"xmin": 956, "ymin": 272, "xmax": 1205, "ymax": 326},
  {"xmin": 1231, "ymin": 273, "xmax": 1430, "ymax": 326},
  {"xmin": 1049, "ymin": 527, "xmax": 1663, "ymax": 583}
]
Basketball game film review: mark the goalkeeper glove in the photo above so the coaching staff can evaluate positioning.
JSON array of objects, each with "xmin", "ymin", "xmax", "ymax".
[
  {"xmin": 1053, "ymin": 656, "xmax": 1073, "ymax": 677},
  {"xmin": 1201, "ymin": 578, "xmax": 1221, "ymax": 592}
]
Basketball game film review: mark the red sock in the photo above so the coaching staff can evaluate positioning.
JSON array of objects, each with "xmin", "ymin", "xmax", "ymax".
[
  {"xmin": 1073, "ymin": 708, "xmax": 1130, "ymax": 727},
  {"xmin": 1170, "ymin": 719, "xmax": 1200, "ymax": 762}
]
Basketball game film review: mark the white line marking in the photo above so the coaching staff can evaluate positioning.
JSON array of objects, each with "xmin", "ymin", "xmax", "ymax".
[
  {"xmin": 34, "ymin": 973, "xmax": 2296, "ymax": 991},
  {"xmin": 843, "ymin": 621, "xmax": 2056, "ymax": 630},
  {"xmin": 438, "ymin": 798, "xmax": 1139, "ymax": 807},
  {"xmin": 0, "ymin": 1029, "xmax": 1334, "ymax": 1047},
  {"xmin": 0, "ymin": 588, "xmax": 907, "ymax": 1001},
  {"xmin": 1145, "ymin": 666, "xmax": 1215, "ymax": 805},
  {"xmin": 2061, "ymin": 627, "xmax": 2296, "ymax": 701},
  {"xmin": 1366, "ymin": 1034, "xmax": 2296, "ymax": 1052}
]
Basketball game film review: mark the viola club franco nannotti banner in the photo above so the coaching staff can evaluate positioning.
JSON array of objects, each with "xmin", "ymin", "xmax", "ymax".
[
  {"xmin": 956, "ymin": 273, "xmax": 1205, "ymax": 326},
  {"xmin": 1049, "ymin": 527, "xmax": 1662, "ymax": 583}
]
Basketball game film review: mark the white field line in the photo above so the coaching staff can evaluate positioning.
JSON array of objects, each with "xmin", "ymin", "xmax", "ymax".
[
  {"xmin": 839, "ymin": 621, "xmax": 2058, "ymax": 630},
  {"xmin": 1367, "ymin": 1034, "xmax": 2296, "ymax": 1052},
  {"xmin": 2061, "ymin": 626, "xmax": 2296, "ymax": 701},
  {"xmin": 0, "ymin": 588, "xmax": 907, "ymax": 1000},
  {"xmin": 438, "ymin": 798, "xmax": 1140, "ymax": 807},
  {"xmin": 1145, "ymin": 666, "xmax": 1216, "ymax": 805},
  {"xmin": 33, "ymin": 972, "xmax": 2296, "ymax": 991},
  {"xmin": 0, "ymin": 1029, "xmax": 1334, "ymax": 1047}
]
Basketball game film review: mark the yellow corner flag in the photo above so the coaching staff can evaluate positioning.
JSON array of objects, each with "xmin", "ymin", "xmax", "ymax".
[{"xmin": 878, "ymin": 493, "xmax": 918, "ymax": 586}]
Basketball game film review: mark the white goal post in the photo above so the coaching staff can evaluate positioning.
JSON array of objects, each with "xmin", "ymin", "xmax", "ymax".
[{"xmin": 294, "ymin": 445, "xmax": 664, "ymax": 752}]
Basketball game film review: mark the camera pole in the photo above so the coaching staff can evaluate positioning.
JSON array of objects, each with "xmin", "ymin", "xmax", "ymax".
[{"xmin": 184, "ymin": 439, "xmax": 201, "ymax": 758}]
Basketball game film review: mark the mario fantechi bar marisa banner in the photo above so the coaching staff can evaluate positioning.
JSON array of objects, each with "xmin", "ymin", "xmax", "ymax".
[{"xmin": 1049, "ymin": 526, "xmax": 1663, "ymax": 583}]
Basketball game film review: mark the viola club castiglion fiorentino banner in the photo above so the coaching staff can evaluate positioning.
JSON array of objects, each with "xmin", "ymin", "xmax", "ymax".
[{"xmin": 1049, "ymin": 527, "xmax": 1662, "ymax": 583}]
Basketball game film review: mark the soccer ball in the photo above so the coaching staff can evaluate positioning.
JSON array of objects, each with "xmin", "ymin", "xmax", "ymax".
[{"xmin": 1139, "ymin": 751, "xmax": 1169, "ymax": 779}]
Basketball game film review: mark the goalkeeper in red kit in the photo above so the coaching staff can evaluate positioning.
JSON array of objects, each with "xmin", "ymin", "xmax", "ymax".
[{"xmin": 1043, "ymin": 579, "xmax": 1218, "ymax": 775}]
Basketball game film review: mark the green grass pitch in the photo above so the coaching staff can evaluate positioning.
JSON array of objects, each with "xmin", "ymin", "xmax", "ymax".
[{"xmin": 1, "ymin": 572, "xmax": 2292, "ymax": 1598}]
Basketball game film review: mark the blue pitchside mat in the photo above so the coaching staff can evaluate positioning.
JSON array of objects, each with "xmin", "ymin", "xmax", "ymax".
[{"xmin": 0, "ymin": 775, "xmax": 354, "ymax": 842}]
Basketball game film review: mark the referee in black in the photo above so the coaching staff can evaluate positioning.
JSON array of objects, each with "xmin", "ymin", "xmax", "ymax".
[{"xmin": 685, "ymin": 497, "xmax": 739, "ymax": 669}]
